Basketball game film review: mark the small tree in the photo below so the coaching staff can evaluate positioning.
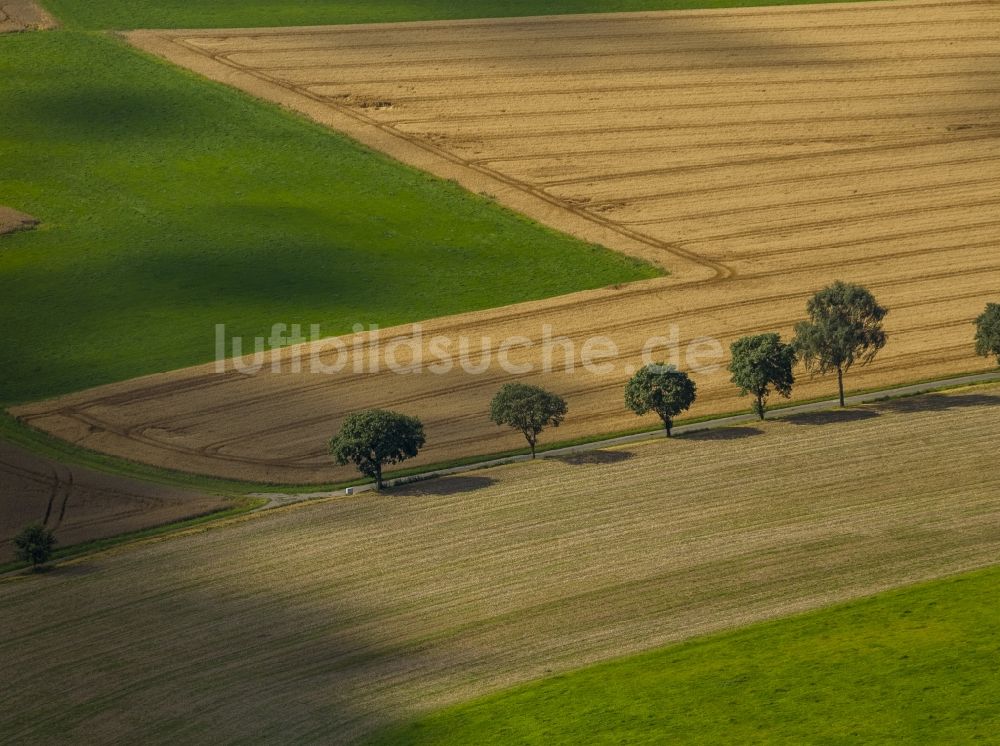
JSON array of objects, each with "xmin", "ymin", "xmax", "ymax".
[
  {"xmin": 489, "ymin": 382, "xmax": 568, "ymax": 458},
  {"xmin": 728, "ymin": 333, "xmax": 797, "ymax": 420},
  {"xmin": 974, "ymin": 302, "xmax": 1000, "ymax": 366},
  {"xmin": 329, "ymin": 409, "xmax": 425, "ymax": 490},
  {"xmin": 14, "ymin": 523, "xmax": 56, "ymax": 570},
  {"xmin": 793, "ymin": 281, "xmax": 888, "ymax": 407},
  {"xmin": 625, "ymin": 363, "xmax": 697, "ymax": 437}
]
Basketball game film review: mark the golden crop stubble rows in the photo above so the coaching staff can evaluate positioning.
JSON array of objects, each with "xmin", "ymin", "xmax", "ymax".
[{"xmin": 3, "ymin": 386, "xmax": 1000, "ymax": 742}]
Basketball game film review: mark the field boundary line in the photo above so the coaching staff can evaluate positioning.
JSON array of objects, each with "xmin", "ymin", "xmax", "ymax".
[{"xmin": 125, "ymin": 28, "xmax": 724, "ymax": 280}]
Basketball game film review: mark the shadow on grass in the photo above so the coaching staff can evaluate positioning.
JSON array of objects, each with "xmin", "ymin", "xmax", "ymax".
[
  {"xmin": 393, "ymin": 475, "xmax": 497, "ymax": 497},
  {"xmin": 781, "ymin": 409, "xmax": 881, "ymax": 426},
  {"xmin": 15, "ymin": 87, "xmax": 192, "ymax": 142}
]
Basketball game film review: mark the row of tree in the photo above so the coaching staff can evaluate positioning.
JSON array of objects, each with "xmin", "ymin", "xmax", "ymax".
[
  {"xmin": 623, "ymin": 280, "xmax": 884, "ymax": 435},
  {"xmin": 11, "ymin": 294, "xmax": 998, "ymax": 569},
  {"xmin": 330, "ymin": 284, "xmax": 1000, "ymax": 490}
]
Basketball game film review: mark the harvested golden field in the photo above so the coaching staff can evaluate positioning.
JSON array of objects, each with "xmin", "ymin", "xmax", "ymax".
[
  {"xmin": 0, "ymin": 440, "xmax": 228, "ymax": 558},
  {"xmin": 3, "ymin": 386, "xmax": 1000, "ymax": 743},
  {"xmin": 15, "ymin": 0, "xmax": 999, "ymax": 483}
]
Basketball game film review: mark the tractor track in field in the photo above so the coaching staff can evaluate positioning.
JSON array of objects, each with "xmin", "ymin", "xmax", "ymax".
[
  {"xmin": 294, "ymin": 51, "xmax": 1000, "ymax": 86},
  {"xmin": 223, "ymin": 34, "xmax": 1000, "ymax": 70},
  {"xmin": 311, "ymin": 70, "xmax": 1000, "ymax": 103},
  {"xmin": 535, "ymin": 133, "xmax": 1000, "ymax": 188},
  {"xmin": 188, "ymin": 13, "xmax": 999, "ymax": 54},
  {"xmin": 386, "ymin": 87, "xmax": 1000, "ymax": 126},
  {"xmin": 0, "ymin": 440, "xmax": 227, "ymax": 554}
]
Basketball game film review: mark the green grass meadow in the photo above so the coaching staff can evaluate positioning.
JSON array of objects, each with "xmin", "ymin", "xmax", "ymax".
[
  {"xmin": 373, "ymin": 566, "xmax": 1000, "ymax": 744},
  {"xmin": 43, "ymin": 0, "xmax": 892, "ymax": 31},
  {"xmin": 0, "ymin": 31, "xmax": 656, "ymax": 405}
]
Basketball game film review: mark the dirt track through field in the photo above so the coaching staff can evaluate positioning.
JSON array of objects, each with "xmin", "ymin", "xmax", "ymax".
[
  {"xmin": 0, "ymin": 440, "xmax": 228, "ymax": 558},
  {"xmin": 14, "ymin": 0, "xmax": 998, "ymax": 483},
  {"xmin": 3, "ymin": 386, "xmax": 1000, "ymax": 743}
]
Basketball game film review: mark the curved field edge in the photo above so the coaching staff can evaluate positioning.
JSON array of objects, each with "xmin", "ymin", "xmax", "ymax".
[
  {"xmin": 0, "ymin": 412, "xmax": 333, "ymax": 495},
  {"xmin": 0, "ymin": 30, "xmax": 657, "ymax": 406},
  {"xmin": 39, "ymin": 0, "xmax": 899, "ymax": 31},
  {"xmin": 370, "ymin": 565, "xmax": 1000, "ymax": 745}
]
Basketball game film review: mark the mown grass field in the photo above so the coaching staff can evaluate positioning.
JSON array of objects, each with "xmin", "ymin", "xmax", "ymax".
[
  {"xmin": 2, "ymin": 385, "xmax": 998, "ymax": 743},
  {"xmin": 0, "ymin": 30, "xmax": 654, "ymax": 405},
  {"xmin": 43, "ymin": 0, "xmax": 889, "ymax": 31},
  {"xmin": 374, "ymin": 566, "xmax": 1000, "ymax": 745}
]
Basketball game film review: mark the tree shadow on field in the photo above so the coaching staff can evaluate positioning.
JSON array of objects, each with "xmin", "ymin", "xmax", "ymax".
[
  {"xmin": 873, "ymin": 392, "xmax": 1000, "ymax": 415},
  {"xmin": 680, "ymin": 426, "xmax": 764, "ymax": 441},
  {"xmin": 781, "ymin": 409, "xmax": 881, "ymax": 426},
  {"xmin": 16, "ymin": 87, "xmax": 192, "ymax": 142},
  {"xmin": 393, "ymin": 475, "xmax": 497, "ymax": 497},
  {"xmin": 108, "ymin": 216, "xmax": 371, "ymax": 306},
  {"xmin": 554, "ymin": 450, "xmax": 634, "ymax": 466}
]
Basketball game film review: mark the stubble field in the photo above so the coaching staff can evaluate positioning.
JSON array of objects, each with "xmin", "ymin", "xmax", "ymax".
[
  {"xmin": 3, "ymin": 386, "xmax": 1000, "ymax": 743},
  {"xmin": 14, "ymin": 0, "xmax": 1000, "ymax": 483}
]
